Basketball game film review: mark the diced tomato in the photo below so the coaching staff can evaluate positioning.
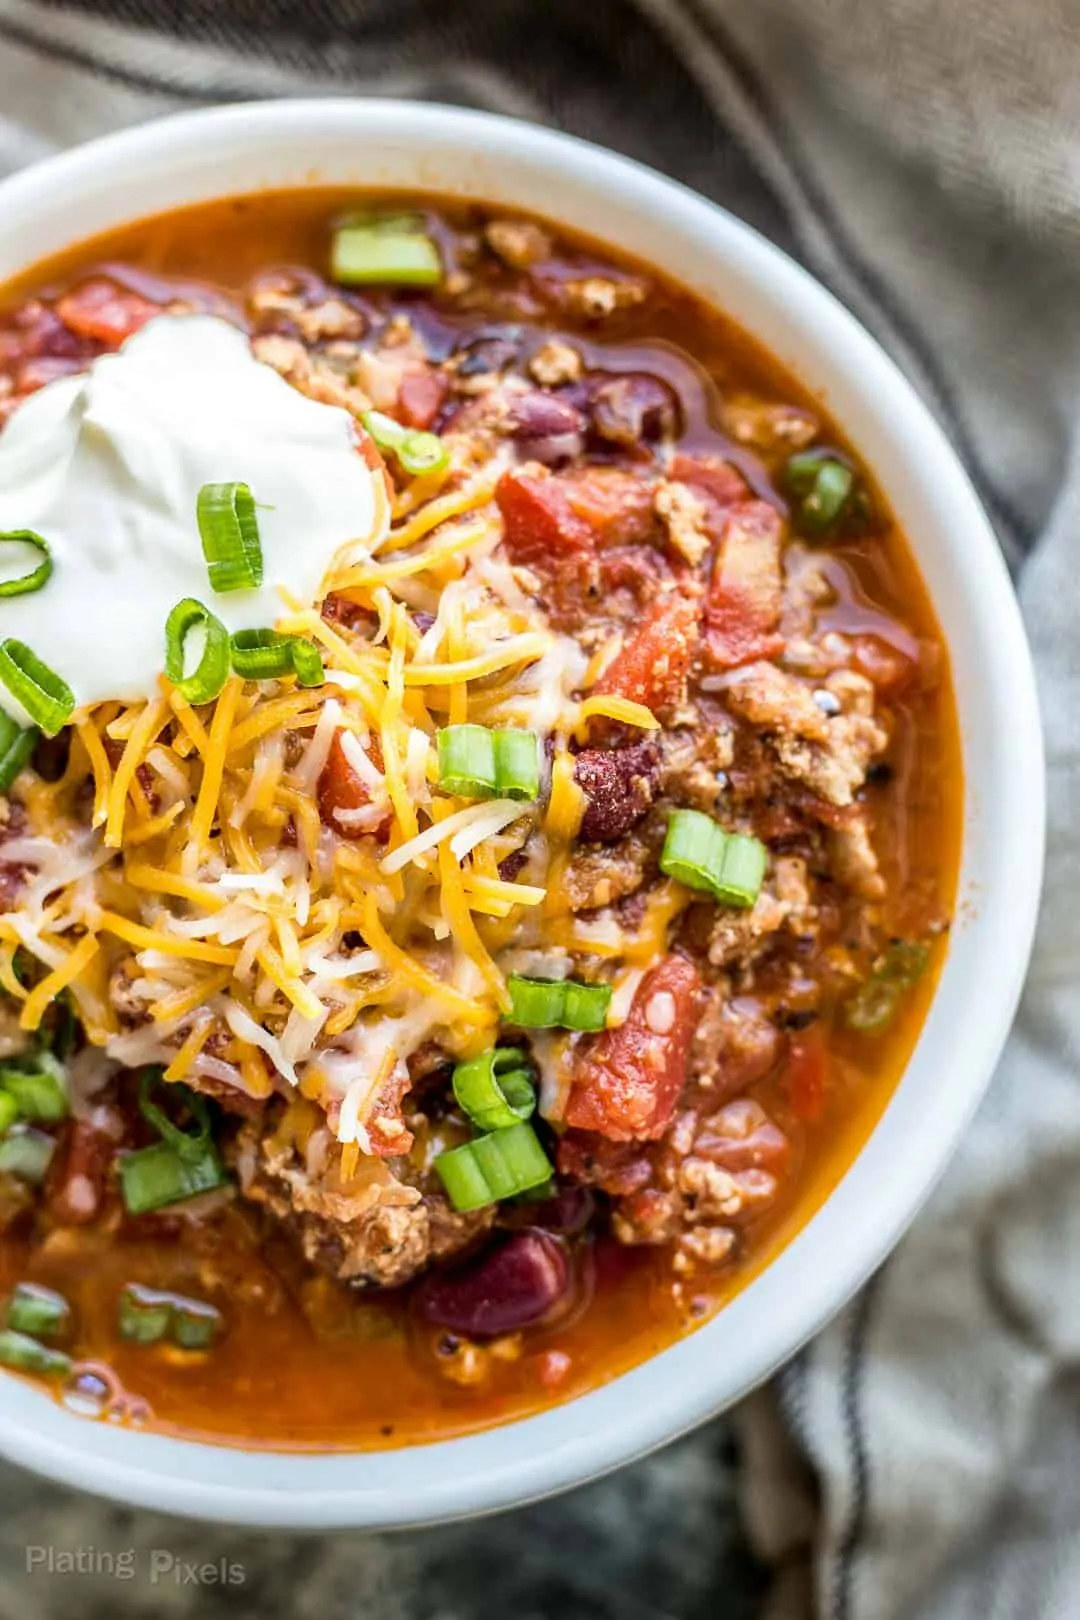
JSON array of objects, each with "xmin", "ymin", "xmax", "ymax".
[
  {"xmin": 396, "ymin": 366, "xmax": 448, "ymax": 431},
  {"xmin": 317, "ymin": 732, "xmax": 388, "ymax": 840},
  {"xmin": 562, "ymin": 467, "xmax": 656, "ymax": 548},
  {"xmin": 496, "ymin": 465, "xmax": 595, "ymax": 570},
  {"xmin": 670, "ymin": 451, "xmax": 749, "ymax": 514},
  {"xmin": 704, "ymin": 499, "xmax": 785, "ymax": 669},
  {"xmin": 593, "ymin": 592, "xmax": 700, "ymax": 716},
  {"xmin": 557, "ymin": 1131, "xmax": 654, "ymax": 1195},
  {"xmin": 564, "ymin": 955, "xmax": 703, "ymax": 1142},
  {"xmin": 784, "ymin": 1024, "xmax": 829, "ymax": 1122},
  {"xmin": 55, "ymin": 279, "xmax": 161, "ymax": 347},
  {"xmin": 850, "ymin": 633, "xmax": 918, "ymax": 698}
]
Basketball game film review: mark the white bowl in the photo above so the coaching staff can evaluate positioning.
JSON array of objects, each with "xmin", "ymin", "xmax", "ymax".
[{"xmin": 0, "ymin": 99, "xmax": 1043, "ymax": 1527}]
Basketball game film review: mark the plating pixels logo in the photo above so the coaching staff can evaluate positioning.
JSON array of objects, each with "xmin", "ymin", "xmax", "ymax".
[{"xmin": 25, "ymin": 1546, "xmax": 246, "ymax": 1585}]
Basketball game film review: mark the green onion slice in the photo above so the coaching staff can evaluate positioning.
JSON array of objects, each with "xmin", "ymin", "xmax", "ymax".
[
  {"xmin": 783, "ymin": 449, "xmax": 869, "ymax": 540},
  {"xmin": 452, "ymin": 1048, "xmax": 536, "ymax": 1133},
  {"xmin": 228, "ymin": 629, "xmax": 325, "ymax": 688},
  {"xmin": 0, "ymin": 641, "xmax": 74, "ymax": 737},
  {"xmin": 361, "ymin": 410, "xmax": 449, "ymax": 480},
  {"xmin": 119, "ymin": 1138, "xmax": 228, "ymax": 1215},
  {"xmin": 492, "ymin": 729, "xmax": 541, "ymax": 801},
  {"xmin": 164, "ymin": 598, "xmax": 231, "ymax": 706},
  {"xmin": 7, "ymin": 1282, "xmax": 70, "ymax": 1340},
  {"xmin": 229, "ymin": 629, "xmax": 295, "ymax": 681},
  {"xmin": 332, "ymin": 216, "xmax": 442, "ymax": 288},
  {"xmin": 435, "ymin": 1120, "xmax": 553, "ymax": 1212},
  {"xmin": 196, "ymin": 481, "xmax": 264, "ymax": 593},
  {"xmin": 397, "ymin": 431, "xmax": 449, "ymax": 478},
  {"xmin": 660, "ymin": 810, "xmax": 767, "ymax": 908},
  {"xmin": 0, "ymin": 1052, "xmax": 68, "ymax": 1123},
  {"xmin": 0, "ymin": 531, "xmax": 52, "ymax": 598},
  {"xmin": 171, "ymin": 1297, "xmax": 222, "ymax": 1350},
  {"xmin": 0, "ymin": 711, "xmax": 38, "ymax": 793},
  {"xmin": 118, "ymin": 1283, "xmax": 172, "ymax": 1345},
  {"xmin": 290, "ymin": 638, "xmax": 325, "ymax": 688},
  {"xmin": 845, "ymin": 940, "xmax": 930, "ymax": 1033},
  {"xmin": 0, "ymin": 1327, "xmax": 71, "ymax": 1377},
  {"xmin": 437, "ymin": 724, "xmax": 540, "ymax": 801},
  {"xmin": 119, "ymin": 1071, "xmax": 229, "ymax": 1216},
  {"xmin": 0, "ymin": 1092, "xmax": 17, "ymax": 1137},
  {"xmin": 507, "ymin": 974, "xmax": 612, "ymax": 1032},
  {"xmin": 0, "ymin": 1127, "xmax": 55, "ymax": 1183},
  {"xmin": 438, "ymin": 723, "xmax": 496, "ymax": 798}
]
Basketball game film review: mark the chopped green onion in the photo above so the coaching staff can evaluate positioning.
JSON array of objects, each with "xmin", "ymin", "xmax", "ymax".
[
  {"xmin": 660, "ymin": 810, "xmax": 767, "ymax": 908},
  {"xmin": 361, "ymin": 410, "xmax": 449, "ymax": 481},
  {"xmin": 435, "ymin": 1120, "xmax": 553, "ymax": 1212},
  {"xmin": 119, "ymin": 1138, "xmax": 228, "ymax": 1215},
  {"xmin": 845, "ymin": 941, "xmax": 930, "ymax": 1033},
  {"xmin": 0, "ymin": 641, "xmax": 74, "ymax": 736},
  {"xmin": 396, "ymin": 431, "xmax": 449, "ymax": 478},
  {"xmin": 507, "ymin": 974, "xmax": 612, "ymax": 1032},
  {"xmin": 120, "ymin": 1071, "xmax": 229, "ymax": 1215},
  {"xmin": 7, "ymin": 1282, "xmax": 70, "ymax": 1340},
  {"xmin": 290, "ymin": 638, "xmax": 325, "ymax": 688},
  {"xmin": 0, "ymin": 1327, "xmax": 70, "ymax": 1377},
  {"xmin": 332, "ymin": 216, "xmax": 442, "ymax": 288},
  {"xmin": 171, "ymin": 1297, "xmax": 222, "ymax": 1350},
  {"xmin": 0, "ymin": 1127, "xmax": 55, "ymax": 1183},
  {"xmin": 164, "ymin": 598, "xmax": 231, "ymax": 706},
  {"xmin": 228, "ymin": 630, "xmax": 325, "ymax": 688},
  {"xmin": 0, "ymin": 711, "xmax": 38, "ymax": 793},
  {"xmin": 118, "ymin": 1284, "xmax": 172, "ymax": 1345},
  {"xmin": 0, "ymin": 1052, "xmax": 68, "ymax": 1123},
  {"xmin": 0, "ymin": 1092, "xmax": 17, "ymax": 1137},
  {"xmin": 437, "ymin": 724, "xmax": 540, "ymax": 801},
  {"xmin": 452, "ymin": 1048, "xmax": 536, "ymax": 1133},
  {"xmin": 783, "ymin": 449, "xmax": 870, "ymax": 540},
  {"xmin": 438, "ymin": 723, "xmax": 496, "ymax": 797},
  {"xmin": 230, "ymin": 629, "xmax": 295, "ymax": 680},
  {"xmin": 492, "ymin": 729, "xmax": 541, "ymax": 801},
  {"xmin": 196, "ymin": 481, "xmax": 264, "ymax": 593},
  {"xmin": 0, "ymin": 531, "xmax": 52, "ymax": 598}
]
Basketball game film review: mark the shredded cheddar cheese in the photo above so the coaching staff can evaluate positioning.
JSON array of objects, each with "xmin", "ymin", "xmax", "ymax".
[{"xmin": 6, "ymin": 445, "xmax": 680, "ymax": 1155}]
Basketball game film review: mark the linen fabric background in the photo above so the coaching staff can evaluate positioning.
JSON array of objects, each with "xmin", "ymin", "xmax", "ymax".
[{"xmin": 0, "ymin": 5, "xmax": 1073, "ymax": 1619}]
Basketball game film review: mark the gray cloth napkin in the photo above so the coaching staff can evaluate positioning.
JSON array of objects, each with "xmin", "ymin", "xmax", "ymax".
[{"xmin": 0, "ymin": 4, "xmax": 1070, "ymax": 1618}]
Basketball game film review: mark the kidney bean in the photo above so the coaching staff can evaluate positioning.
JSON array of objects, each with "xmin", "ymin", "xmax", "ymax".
[
  {"xmin": 414, "ymin": 1231, "xmax": 569, "ymax": 1337},
  {"xmin": 528, "ymin": 1184, "xmax": 595, "ymax": 1234},
  {"xmin": 575, "ymin": 738, "xmax": 660, "ymax": 843},
  {"xmin": 694, "ymin": 1098, "xmax": 790, "ymax": 1173},
  {"xmin": 454, "ymin": 330, "xmax": 521, "ymax": 377},
  {"xmin": 47, "ymin": 1120, "xmax": 116, "ymax": 1226},
  {"xmin": 505, "ymin": 389, "xmax": 586, "ymax": 465},
  {"xmin": 586, "ymin": 370, "xmax": 680, "ymax": 445}
]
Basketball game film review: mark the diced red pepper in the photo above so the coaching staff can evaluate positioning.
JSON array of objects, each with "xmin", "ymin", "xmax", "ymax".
[
  {"xmin": 592, "ymin": 592, "xmax": 700, "ymax": 715},
  {"xmin": 55, "ymin": 279, "xmax": 161, "ymax": 347},
  {"xmin": 704, "ymin": 499, "xmax": 785, "ymax": 669},
  {"xmin": 565, "ymin": 954, "xmax": 703, "ymax": 1142},
  {"xmin": 396, "ymin": 366, "xmax": 448, "ymax": 431},
  {"xmin": 317, "ymin": 732, "xmax": 388, "ymax": 840},
  {"xmin": 784, "ymin": 1024, "xmax": 829, "ymax": 1122}
]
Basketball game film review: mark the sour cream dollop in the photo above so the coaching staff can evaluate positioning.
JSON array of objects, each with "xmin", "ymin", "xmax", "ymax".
[{"xmin": 0, "ymin": 314, "xmax": 387, "ymax": 721}]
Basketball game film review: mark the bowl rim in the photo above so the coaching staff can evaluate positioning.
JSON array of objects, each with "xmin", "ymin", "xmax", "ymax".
[{"xmin": 0, "ymin": 97, "xmax": 1044, "ymax": 1528}]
